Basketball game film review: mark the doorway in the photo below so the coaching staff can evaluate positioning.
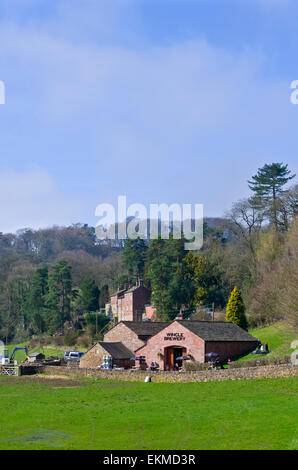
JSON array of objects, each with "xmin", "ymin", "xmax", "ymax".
[{"xmin": 164, "ymin": 346, "xmax": 186, "ymax": 371}]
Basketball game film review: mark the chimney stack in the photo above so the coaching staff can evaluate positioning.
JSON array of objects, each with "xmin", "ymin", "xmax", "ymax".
[{"xmin": 175, "ymin": 309, "xmax": 184, "ymax": 320}]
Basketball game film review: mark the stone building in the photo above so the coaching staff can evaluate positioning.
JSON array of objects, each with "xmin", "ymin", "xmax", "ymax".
[
  {"xmin": 103, "ymin": 320, "xmax": 258, "ymax": 371},
  {"xmin": 107, "ymin": 281, "xmax": 151, "ymax": 322},
  {"xmin": 79, "ymin": 342, "xmax": 134, "ymax": 369},
  {"xmin": 104, "ymin": 320, "xmax": 171, "ymax": 352}
]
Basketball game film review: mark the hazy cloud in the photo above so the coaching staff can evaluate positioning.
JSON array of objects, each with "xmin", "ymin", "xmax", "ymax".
[
  {"xmin": 0, "ymin": 1, "xmax": 297, "ymax": 231},
  {"xmin": 0, "ymin": 169, "xmax": 85, "ymax": 233}
]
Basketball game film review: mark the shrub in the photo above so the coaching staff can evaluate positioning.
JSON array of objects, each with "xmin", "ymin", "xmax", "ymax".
[
  {"xmin": 52, "ymin": 335, "xmax": 64, "ymax": 346},
  {"xmin": 76, "ymin": 334, "xmax": 91, "ymax": 349},
  {"xmin": 63, "ymin": 331, "xmax": 77, "ymax": 346},
  {"xmin": 28, "ymin": 338, "xmax": 40, "ymax": 348},
  {"xmin": 229, "ymin": 354, "xmax": 290, "ymax": 368},
  {"xmin": 13, "ymin": 327, "xmax": 31, "ymax": 343}
]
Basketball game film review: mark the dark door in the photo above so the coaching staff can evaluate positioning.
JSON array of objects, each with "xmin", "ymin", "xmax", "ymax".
[{"xmin": 164, "ymin": 346, "xmax": 187, "ymax": 370}]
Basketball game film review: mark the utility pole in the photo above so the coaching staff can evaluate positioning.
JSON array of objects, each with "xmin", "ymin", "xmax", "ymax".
[
  {"xmin": 212, "ymin": 302, "xmax": 215, "ymax": 322},
  {"xmin": 96, "ymin": 311, "xmax": 98, "ymax": 337}
]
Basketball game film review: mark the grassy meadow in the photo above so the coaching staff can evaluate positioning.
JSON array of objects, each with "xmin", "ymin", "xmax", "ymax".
[
  {"xmin": 239, "ymin": 321, "xmax": 297, "ymax": 362},
  {"xmin": 248, "ymin": 321, "xmax": 296, "ymax": 356},
  {"xmin": 0, "ymin": 375, "xmax": 297, "ymax": 450}
]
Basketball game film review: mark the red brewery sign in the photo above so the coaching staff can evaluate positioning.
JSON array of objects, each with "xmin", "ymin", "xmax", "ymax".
[{"xmin": 164, "ymin": 332, "xmax": 186, "ymax": 341}]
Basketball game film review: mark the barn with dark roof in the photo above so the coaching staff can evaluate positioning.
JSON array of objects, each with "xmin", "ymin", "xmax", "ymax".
[
  {"xmin": 103, "ymin": 320, "xmax": 258, "ymax": 370},
  {"xmin": 79, "ymin": 341, "xmax": 134, "ymax": 369}
]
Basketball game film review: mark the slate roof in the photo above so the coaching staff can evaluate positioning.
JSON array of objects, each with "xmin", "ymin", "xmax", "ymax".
[
  {"xmin": 178, "ymin": 321, "xmax": 258, "ymax": 342},
  {"xmin": 100, "ymin": 342, "xmax": 134, "ymax": 359},
  {"xmin": 122, "ymin": 321, "xmax": 171, "ymax": 337},
  {"xmin": 110, "ymin": 288, "xmax": 127, "ymax": 298},
  {"xmin": 108, "ymin": 320, "xmax": 257, "ymax": 344},
  {"xmin": 125, "ymin": 284, "xmax": 150, "ymax": 293}
]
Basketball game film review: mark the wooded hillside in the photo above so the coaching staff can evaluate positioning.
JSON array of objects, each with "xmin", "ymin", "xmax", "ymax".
[{"xmin": 0, "ymin": 163, "xmax": 297, "ymax": 343}]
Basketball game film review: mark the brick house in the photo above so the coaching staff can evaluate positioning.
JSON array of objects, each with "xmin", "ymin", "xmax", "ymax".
[
  {"xmin": 144, "ymin": 304, "xmax": 157, "ymax": 321},
  {"xmin": 107, "ymin": 281, "xmax": 151, "ymax": 322},
  {"xmin": 104, "ymin": 321, "xmax": 170, "ymax": 353},
  {"xmin": 109, "ymin": 287, "xmax": 127, "ymax": 319},
  {"xmin": 103, "ymin": 320, "xmax": 258, "ymax": 370},
  {"xmin": 79, "ymin": 342, "xmax": 134, "ymax": 369}
]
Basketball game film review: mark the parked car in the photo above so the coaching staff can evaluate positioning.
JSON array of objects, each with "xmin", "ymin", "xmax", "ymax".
[{"xmin": 64, "ymin": 351, "xmax": 84, "ymax": 362}]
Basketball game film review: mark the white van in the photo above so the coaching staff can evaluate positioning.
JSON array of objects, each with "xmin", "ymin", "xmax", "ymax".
[{"xmin": 64, "ymin": 351, "xmax": 84, "ymax": 362}]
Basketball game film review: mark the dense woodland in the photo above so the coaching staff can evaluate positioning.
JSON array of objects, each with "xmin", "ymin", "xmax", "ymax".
[{"xmin": 0, "ymin": 162, "xmax": 297, "ymax": 344}]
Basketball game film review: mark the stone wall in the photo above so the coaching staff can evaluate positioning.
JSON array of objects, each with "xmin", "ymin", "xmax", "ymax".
[{"xmin": 38, "ymin": 363, "xmax": 298, "ymax": 383}]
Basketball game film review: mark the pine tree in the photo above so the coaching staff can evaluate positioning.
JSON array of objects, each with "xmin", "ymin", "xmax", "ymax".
[
  {"xmin": 122, "ymin": 237, "xmax": 147, "ymax": 280},
  {"xmin": 146, "ymin": 236, "xmax": 187, "ymax": 319},
  {"xmin": 248, "ymin": 163, "xmax": 296, "ymax": 229},
  {"xmin": 46, "ymin": 260, "xmax": 72, "ymax": 334},
  {"xmin": 30, "ymin": 266, "xmax": 48, "ymax": 304},
  {"xmin": 226, "ymin": 286, "xmax": 247, "ymax": 330},
  {"xmin": 79, "ymin": 276, "xmax": 100, "ymax": 312},
  {"xmin": 99, "ymin": 284, "xmax": 109, "ymax": 308},
  {"xmin": 25, "ymin": 266, "xmax": 49, "ymax": 333}
]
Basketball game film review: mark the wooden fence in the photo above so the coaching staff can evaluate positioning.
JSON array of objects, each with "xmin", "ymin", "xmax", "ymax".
[{"xmin": 0, "ymin": 364, "xmax": 20, "ymax": 376}]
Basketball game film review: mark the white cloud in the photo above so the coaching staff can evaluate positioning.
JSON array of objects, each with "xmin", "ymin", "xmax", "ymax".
[
  {"xmin": 0, "ymin": 169, "xmax": 85, "ymax": 233},
  {"xmin": 0, "ymin": 22, "xmax": 275, "ymax": 133},
  {"xmin": 0, "ymin": 12, "xmax": 297, "ymax": 223}
]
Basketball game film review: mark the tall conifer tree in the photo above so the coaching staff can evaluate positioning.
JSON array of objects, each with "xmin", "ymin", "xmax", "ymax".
[{"xmin": 226, "ymin": 286, "xmax": 247, "ymax": 330}]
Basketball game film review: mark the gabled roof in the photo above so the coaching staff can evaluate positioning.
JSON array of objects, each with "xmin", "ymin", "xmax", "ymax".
[
  {"xmin": 178, "ymin": 320, "xmax": 257, "ymax": 342},
  {"xmin": 105, "ymin": 320, "xmax": 257, "ymax": 345},
  {"xmin": 125, "ymin": 284, "xmax": 150, "ymax": 293},
  {"xmin": 121, "ymin": 321, "xmax": 171, "ymax": 336},
  {"xmin": 110, "ymin": 288, "xmax": 127, "ymax": 298},
  {"xmin": 100, "ymin": 342, "xmax": 134, "ymax": 359}
]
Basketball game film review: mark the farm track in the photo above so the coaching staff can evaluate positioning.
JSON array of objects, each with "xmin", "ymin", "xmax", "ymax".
[{"xmin": 0, "ymin": 375, "xmax": 86, "ymax": 388}]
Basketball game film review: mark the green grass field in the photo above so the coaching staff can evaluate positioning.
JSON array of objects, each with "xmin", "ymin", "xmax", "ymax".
[
  {"xmin": 239, "ymin": 321, "xmax": 297, "ymax": 361},
  {"xmin": 248, "ymin": 321, "xmax": 296, "ymax": 356},
  {"xmin": 0, "ymin": 375, "xmax": 297, "ymax": 450}
]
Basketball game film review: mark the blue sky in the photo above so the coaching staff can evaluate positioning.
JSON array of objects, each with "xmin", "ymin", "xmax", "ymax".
[{"xmin": 0, "ymin": 0, "xmax": 297, "ymax": 232}]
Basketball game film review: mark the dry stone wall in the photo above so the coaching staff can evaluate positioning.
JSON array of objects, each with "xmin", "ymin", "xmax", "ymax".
[{"xmin": 39, "ymin": 363, "xmax": 298, "ymax": 383}]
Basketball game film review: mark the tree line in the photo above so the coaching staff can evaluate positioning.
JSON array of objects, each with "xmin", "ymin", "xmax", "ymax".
[
  {"xmin": 120, "ymin": 162, "xmax": 297, "ymax": 328},
  {"xmin": 0, "ymin": 162, "xmax": 297, "ymax": 342}
]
